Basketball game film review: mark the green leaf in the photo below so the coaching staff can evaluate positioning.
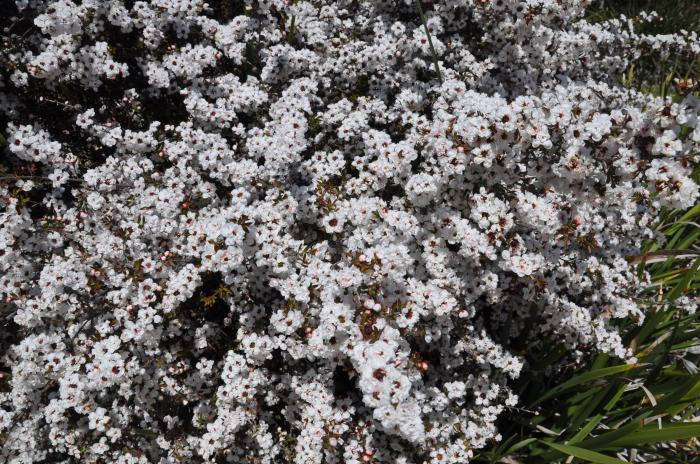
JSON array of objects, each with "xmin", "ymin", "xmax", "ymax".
[
  {"xmin": 603, "ymin": 384, "xmax": 628, "ymax": 412},
  {"xmin": 649, "ymin": 374, "xmax": 700, "ymax": 417},
  {"xmin": 609, "ymin": 423, "xmax": 700, "ymax": 446},
  {"xmin": 415, "ymin": 0, "xmax": 442, "ymax": 83},
  {"xmin": 541, "ymin": 441, "xmax": 628, "ymax": 464},
  {"xmin": 591, "ymin": 353, "xmax": 610, "ymax": 370},
  {"xmin": 532, "ymin": 364, "xmax": 646, "ymax": 406},
  {"xmin": 627, "ymin": 309, "xmax": 668, "ymax": 349},
  {"xmin": 667, "ymin": 257, "xmax": 700, "ymax": 301},
  {"xmin": 576, "ymin": 418, "xmax": 645, "ymax": 450},
  {"xmin": 568, "ymin": 414, "xmax": 604, "ymax": 445},
  {"xmin": 287, "ymin": 15, "xmax": 296, "ymax": 44},
  {"xmin": 569, "ymin": 386, "xmax": 611, "ymax": 433},
  {"xmin": 505, "ymin": 437, "xmax": 537, "ymax": 454},
  {"xmin": 678, "ymin": 203, "xmax": 700, "ymax": 223},
  {"xmin": 677, "ymin": 229, "xmax": 700, "ymax": 251}
]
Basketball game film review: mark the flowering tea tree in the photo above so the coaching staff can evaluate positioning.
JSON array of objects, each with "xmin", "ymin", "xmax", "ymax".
[{"xmin": 0, "ymin": 1, "xmax": 699, "ymax": 463}]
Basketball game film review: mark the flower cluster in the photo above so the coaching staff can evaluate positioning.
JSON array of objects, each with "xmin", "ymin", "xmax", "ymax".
[{"xmin": 0, "ymin": 1, "xmax": 699, "ymax": 463}]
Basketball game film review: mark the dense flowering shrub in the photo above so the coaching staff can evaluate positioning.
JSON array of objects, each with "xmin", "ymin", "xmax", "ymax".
[{"xmin": 0, "ymin": 1, "xmax": 699, "ymax": 462}]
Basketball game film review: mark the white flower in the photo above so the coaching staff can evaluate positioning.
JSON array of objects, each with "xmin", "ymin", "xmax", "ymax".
[
  {"xmin": 2, "ymin": 1, "xmax": 699, "ymax": 462},
  {"xmin": 322, "ymin": 213, "xmax": 344, "ymax": 233},
  {"xmin": 653, "ymin": 129, "xmax": 683, "ymax": 156}
]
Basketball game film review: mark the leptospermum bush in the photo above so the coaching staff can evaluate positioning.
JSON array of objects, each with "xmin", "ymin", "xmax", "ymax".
[{"xmin": 0, "ymin": 0, "xmax": 699, "ymax": 462}]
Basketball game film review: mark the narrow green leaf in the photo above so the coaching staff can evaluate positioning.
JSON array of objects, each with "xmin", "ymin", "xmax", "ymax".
[
  {"xmin": 493, "ymin": 434, "xmax": 518, "ymax": 454},
  {"xmin": 592, "ymin": 353, "xmax": 610, "ymax": 370},
  {"xmin": 532, "ymin": 364, "xmax": 646, "ymax": 406},
  {"xmin": 678, "ymin": 203, "xmax": 700, "ymax": 223},
  {"xmin": 609, "ymin": 423, "xmax": 700, "ymax": 446},
  {"xmin": 505, "ymin": 437, "xmax": 537, "ymax": 454},
  {"xmin": 287, "ymin": 15, "xmax": 296, "ymax": 44},
  {"xmin": 577, "ymin": 417, "xmax": 645, "ymax": 450},
  {"xmin": 627, "ymin": 309, "xmax": 667, "ymax": 348},
  {"xmin": 541, "ymin": 441, "xmax": 628, "ymax": 464},
  {"xmin": 569, "ymin": 386, "xmax": 611, "ymax": 433},
  {"xmin": 667, "ymin": 257, "xmax": 700, "ymax": 301},
  {"xmin": 568, "ymin": 386, "xmax": 603, "ymax": 408},
  {"xmin": 652, "ymin": 312, "xmax": 697, "ymax": 335},
  {"xmin": 569, "ymin": 414, "xmax": 604, "ymax": 445},
  {"xmin": 677, "ymin": 229, "xmax": 700, "ymax": 251},
  {"xmin": 415, "ymin": 0, "xmax": 442, "ymax": 83},
  {"xmin": 649, "ymin": 374, "xmax": 700, "ymax": 416},
  {"xmin": 603, "ymin": 384, "xmax": 628, "ymax": 412}
]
